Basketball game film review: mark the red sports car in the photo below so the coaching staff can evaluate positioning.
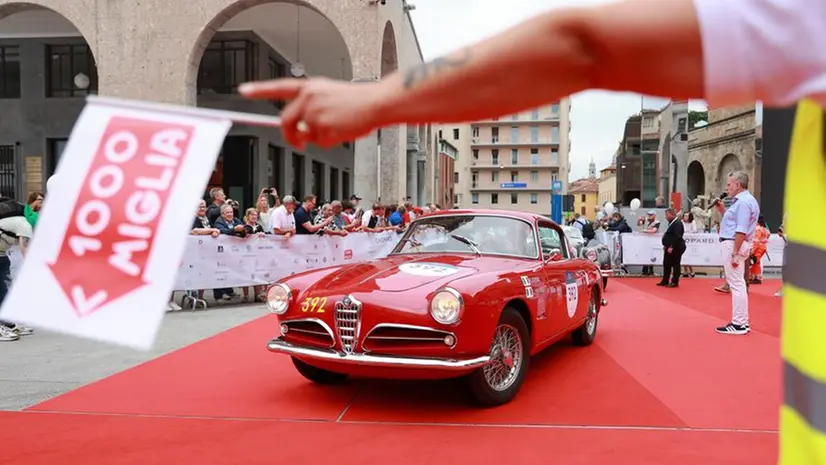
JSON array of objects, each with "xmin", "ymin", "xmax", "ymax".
[{"xmin": 265, "ymin": 209, "xmax": 608, "ymax": 406}]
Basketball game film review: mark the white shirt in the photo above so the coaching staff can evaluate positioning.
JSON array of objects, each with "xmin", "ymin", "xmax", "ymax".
[
  {"xmin": 695, "ymin": 0, "xmax": 826, "ymax": 107},
  {"xmin": 267, "ymin": 205, "xmax": 295, "ymax": 234},
  {"xmin": 361, "ymin": 210, "xmax": 373, "ymax": 226}
]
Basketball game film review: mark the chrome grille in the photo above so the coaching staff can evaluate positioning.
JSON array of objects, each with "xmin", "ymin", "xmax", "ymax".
[{"xmin": 334, "ymin": 295, "xmax": 362, "ymax": 354}]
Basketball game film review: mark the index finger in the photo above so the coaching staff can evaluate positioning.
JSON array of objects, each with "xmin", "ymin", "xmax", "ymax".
[{"xmin": 239, "ymin": 79, "xmax": 304, "ymax": 100}]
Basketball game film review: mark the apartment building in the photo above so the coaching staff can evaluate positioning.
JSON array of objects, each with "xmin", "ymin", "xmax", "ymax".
[
  {"xmin": 447, "ymin": 100, "xmax": 571, "ymax": 216},
  {"xmin": 597, "ymin": 164, "xmax": 617, "ymax": 206}
]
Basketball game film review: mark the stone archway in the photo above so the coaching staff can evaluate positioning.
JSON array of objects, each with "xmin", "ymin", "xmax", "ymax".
[
  {"xmin": 687, "ymin": 160, "xmax": 705, "ymax": 200},
  {"xmin": 185, "ymin": 0, "xmax": 357, "ymax": 105},
  {"xmin": 378, "ymin": 20, "xmax": 400, "ymax": 203},
  {"xmin": 0, "ymin": 1, "xmax": 99, "ymax": 197},
  {"xmin": 717, "ymin": 153, "xmax": 742, "ymax": 186}
]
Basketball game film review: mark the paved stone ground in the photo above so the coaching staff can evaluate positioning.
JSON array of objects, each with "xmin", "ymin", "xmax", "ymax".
[{"xmin": 0, "ymin": 302, "xmax": 268, "ymax": 411}]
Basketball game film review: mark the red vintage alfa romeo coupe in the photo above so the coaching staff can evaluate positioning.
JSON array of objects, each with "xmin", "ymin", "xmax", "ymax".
[{"xmin": 265, "ymin": 210, "xmax": 608, "ymax": 406}]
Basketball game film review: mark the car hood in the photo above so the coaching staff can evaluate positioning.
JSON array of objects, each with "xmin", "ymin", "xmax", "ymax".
[{"xmin": 306, "ymin": 254, "xmax": 493, "ymax": 294}]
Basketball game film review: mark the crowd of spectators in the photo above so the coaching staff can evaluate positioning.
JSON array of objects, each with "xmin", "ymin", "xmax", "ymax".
[{"xmin": 186, "ymin": 187, "xmax": 445, "ymax": 306}]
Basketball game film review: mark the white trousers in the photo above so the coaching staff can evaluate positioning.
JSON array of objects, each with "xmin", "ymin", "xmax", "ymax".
[{"xmin": 721, "ymin": 240, "xmax": 751, "ymax": 326}]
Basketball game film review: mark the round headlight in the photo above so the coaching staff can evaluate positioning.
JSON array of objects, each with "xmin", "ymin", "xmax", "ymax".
[
  {"xmin": 266, "ymin": 283, "xmax": 291, "ymax": 315},
  {"xmin": 585, "ymin": 249, "xmax": 598, "ymax": 262},
  {"xmin": 430, "ymin": 288, "xmax": 464, "ymax": 325}
]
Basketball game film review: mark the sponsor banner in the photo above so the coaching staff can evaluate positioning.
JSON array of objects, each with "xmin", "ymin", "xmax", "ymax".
[
  {"xmin": 173, "ymin": 231, "xmax": 401, "ymax": 290},
  {"xmin": 0, "ymin": 100, "xmax": 232, "ymax": 350},
  {"xmin": 619, "ymin": 232, "xmax": 785, "ymax": 267}
]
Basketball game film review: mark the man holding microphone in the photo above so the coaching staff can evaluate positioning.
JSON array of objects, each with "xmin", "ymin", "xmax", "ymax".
[
  {"xmin": 713, "ymin": 171, "xmax": 760, "ymax": 335},
  {"xmin": 239, "ymin": 0, "xmax": 825, "ymax": 462}
]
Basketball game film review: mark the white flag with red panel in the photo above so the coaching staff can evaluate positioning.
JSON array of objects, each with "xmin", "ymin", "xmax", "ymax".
[{"xmin": 0, "ymin": 98, "xmax": 233, "ymax": 350}]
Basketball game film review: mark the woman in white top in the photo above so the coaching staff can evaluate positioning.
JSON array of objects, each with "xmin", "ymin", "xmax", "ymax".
[{"xmin": 681, "ymin": 212, "xmax": 698, "ymax": 278}]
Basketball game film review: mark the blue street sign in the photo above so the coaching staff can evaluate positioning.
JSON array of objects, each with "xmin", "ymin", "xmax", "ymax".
[
  {"xmin": 551, "ymin": 194, "xmax": 563, "ymax": 224},
  {"xmin": 551, "ymin": 180, "xmax": 563, "ymax": 193},
  {"xmin": 500, "ymin": 183, "xmax": 527, "ymax": 189}
]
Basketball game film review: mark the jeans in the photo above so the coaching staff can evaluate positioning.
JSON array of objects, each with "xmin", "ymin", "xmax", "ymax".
[{"xmin": 0, "ymin": 255, "xmax": 12, "ymax": 328}]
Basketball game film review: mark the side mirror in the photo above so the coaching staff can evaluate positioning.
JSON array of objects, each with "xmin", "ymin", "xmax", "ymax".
[{"xmin": 546, "ymin": 249, "xmax": 562, "ymax": 262}]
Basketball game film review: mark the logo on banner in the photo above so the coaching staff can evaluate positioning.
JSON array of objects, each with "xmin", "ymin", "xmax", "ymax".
[
  {"xmin": 47, "ymin": 116, "xmax": 195, "ymax": 318},
  {"xmin": 344, "ymin": 249, "xmax": 353, "ymax": 260},
  {"xmin": 565, "ymin": 271, "xmax": 578, "ymax": 318},
  {"xmin": 399, "ymin": 262, "xmax": 459, "ymax": 277}
]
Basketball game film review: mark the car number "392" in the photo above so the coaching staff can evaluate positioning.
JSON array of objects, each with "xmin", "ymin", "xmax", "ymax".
[{"xmin": 300, "ymin": 296, "xmax": 328, "ymax": 313}]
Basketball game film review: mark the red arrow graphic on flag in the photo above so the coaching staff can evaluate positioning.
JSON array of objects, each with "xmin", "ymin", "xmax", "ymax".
[{"xmin": 47, "ymin": 115, "xmax": 195, "ymax": 318}]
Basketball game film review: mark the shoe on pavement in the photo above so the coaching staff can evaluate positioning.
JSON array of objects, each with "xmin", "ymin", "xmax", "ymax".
[
  {"xmin": 716, "ymin": 323, "xmax": 749, "ymax": 335},
  {"xmin": 10, "ymin": 324, "xmax": 34, "ymax": 336},
  {"xmin": 0, "ymin": 325, "xmax": 20, "ymax": 341}
]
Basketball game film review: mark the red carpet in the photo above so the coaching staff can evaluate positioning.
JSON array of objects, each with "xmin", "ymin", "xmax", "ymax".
[{"xmin": 5, "ymin": 278, "xmax": 781, "ymax": 464}]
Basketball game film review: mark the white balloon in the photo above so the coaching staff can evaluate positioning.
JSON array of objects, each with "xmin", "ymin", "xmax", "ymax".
[
  {"xmin": 46, "ymin": 175, "xmax": 60, "ymax": 193},
  {"xmin": 604, "ymin": 202, "xmax": 615, "ymax": 215},
  {"xmin": 630, "ymin": 198, "xmax": 641, "ymax": 211}
]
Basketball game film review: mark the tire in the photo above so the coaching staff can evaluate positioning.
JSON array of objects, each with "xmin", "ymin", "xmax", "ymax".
[
  {"xmin": 467, "ymin": 307, "xmax": 531, "ymax": 407},
  {"xmin": 602, "ymin": 276, "xmax": 609, "ymax": 289},
  {"xmin": 572, "ymin": 289, "xmax": 599, "ymax": 346},
  {"xmin": 291, "ymin": 357, "xmax": 349, "ymax": 385}
]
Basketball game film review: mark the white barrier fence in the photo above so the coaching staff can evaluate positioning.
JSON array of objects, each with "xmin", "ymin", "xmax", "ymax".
[
  {"xmin": 173, "ymin": 231, "xmax": 402, "ymax": 290},
  {"xmin": 617, "ymin": 232, "xmax": 785, "ymax": 267}
]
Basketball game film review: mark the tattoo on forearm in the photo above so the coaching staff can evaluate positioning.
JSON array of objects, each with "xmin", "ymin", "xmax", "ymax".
[{"xmin": 403, "ymin": 48, "xmax": 472, "ymax": 89}]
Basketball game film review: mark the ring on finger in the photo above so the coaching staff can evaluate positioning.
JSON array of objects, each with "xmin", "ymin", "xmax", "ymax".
[{"xmin": 297, "ymin": 121, "xmax": 311, "ymax": 133}]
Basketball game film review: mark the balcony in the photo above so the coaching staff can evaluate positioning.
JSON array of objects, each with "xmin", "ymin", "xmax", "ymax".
[
  {"xmin": 469, "ymin": 183, "xmax": 558, "ymax": 192},
  {"xmin": 472, "ymin": 115, "xmax": 561, "ymax": 125},
  {"xmin": 469, "ymin": 160, "xmax": 562, "ymax": 169},
  {"xmin": 471, "ymin": 138, "xmax": 560, "ymax": 148}
]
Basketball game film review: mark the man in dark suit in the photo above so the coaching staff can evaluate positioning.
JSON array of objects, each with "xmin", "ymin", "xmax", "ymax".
[{"xmin": 658, "ymin": 208, "xmax": 686, "ymax": 288}]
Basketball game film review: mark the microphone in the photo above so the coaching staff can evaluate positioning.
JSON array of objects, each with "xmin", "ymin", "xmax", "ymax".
[{"xmin": 710, "ymin": 192, "xmax": 728, "ymax": 207}]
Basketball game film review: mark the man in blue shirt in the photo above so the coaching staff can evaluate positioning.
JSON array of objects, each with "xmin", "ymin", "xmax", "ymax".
[{"xmin": 714, "ymin": 171, "xmax": 760, "ymax": 335}]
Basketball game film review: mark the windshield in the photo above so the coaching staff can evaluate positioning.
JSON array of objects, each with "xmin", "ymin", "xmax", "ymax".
[{"xmin": 392, "ymin": 215, "xmax": 539, "ymax": 259}]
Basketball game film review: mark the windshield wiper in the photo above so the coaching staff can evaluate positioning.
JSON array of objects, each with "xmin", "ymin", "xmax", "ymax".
[
  {"xmin": 450, "ymin": 234, "xmax": 482, "ymax": 256},
  {"xmin": 400, "ymin": 237, "xmax": 422, "ymax": 248}
]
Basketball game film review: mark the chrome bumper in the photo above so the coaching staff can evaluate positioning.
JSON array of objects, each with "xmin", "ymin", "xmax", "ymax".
[{"xmin": 267, "ymin": 338, "xmax": 491, "ymax": 370}]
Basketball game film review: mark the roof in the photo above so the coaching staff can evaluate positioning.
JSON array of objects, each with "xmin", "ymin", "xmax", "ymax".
[
  {"xmin": 568, "ymin": 178, "xmax": 599, "ymax": 193},
  {"xmin": 426, "ymin": 208, "xmax": 550, "ymax": 224}
]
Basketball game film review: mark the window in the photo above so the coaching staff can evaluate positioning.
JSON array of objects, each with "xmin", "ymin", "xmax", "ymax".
[
  {"xmin": 198, "ymin": 40, "xmax": 257, "ymax": 94},
  {"xmin": 510, "ymin": 126, "xmax": 519, "ymax": 143},
  {"xmin": 342, "ymin": 171, "xmax": 350, "ymax": 196},
  {"xmin": 0, "ymin": 46, "xmax": 20, "ymax": 98},
  {"xmin": 679, "ymin": 117, "xmax": 688, "ymax": 131},
  {"xmin": 643, "ymin": 116, "xmax": 654, "ymax": 128},
  {"xmin": 491, "ymin": 171, "xmax": 499, "ymax": 182},
  {"xmin": 550, "ymin": 126, "xmax": 560, "ymax": 143},
  {"xmin": 531, "ymin": 109, "xmax": 539, "ymax": 120},
  {"xmin": 511, "ymin": 149, "xmax": 518, "ymax": 164},
  {"xmin": 491, "ymin": 149, "xmax": 499, "ymax": 165},
  {"xmin": 491, "ymin": 127, "xmax": 499, "ymax": 143},
  {"xmin": 471, "ymin": 171, "xmax": 478, "ymax": 188},
  {"xmin": 453, "ymin": 194, "xmax": 459, "ymax": 204},
  {"xmin": 530, "ymin": 171, "xmax": 539, "ymax": 182},
  {"xmin": 472, "ymin": 126, "xmax": 480, "ymax": 138},
  {"xmin": 530, "ymin": 193, "xmax": 538, "ymax": 204},
  {"xmin": 530, "ymin": 126, "xmax": 539, "ymax": 143},
  {"xmin": 538, "ymin": 226, "xmax": 565, "ymax": 258},
  {"xmin": 453, "ymin": 128, "xmax": 459, "ymax": 140},
  {"xmin": 530, "ymin": 148, "xmax": 539, "ymax": 165},
  {"xmin": 511, "ymin": 171, "xmax": 518, "ymax": 182},
  {"xmin": 491, "ymin": 193, "xmax": 499, "ymax": 204},
  {"xmin": 329, "ymin": 167, "xmax": 339, "ymax": 200},
  {"xmin": 471, "ymin": 193, "xmax": 479, "ymax": 204},
  {"xmin": 453, "ymin": 172, "xmax": 459, "ymax": 183},
  {"xmin": 48, "ymin": 138, "xmax": 68, "ymax": 176},
  {"xmin": 46, "ymin": 44, "xmax": 97, "ymax": 97},
  {"xmin": 550, "ymin": 103, "xmax": 560, "ymax": 115},
  {"xmin": 268, "ymin": 58, "xmax": 287, "ymax": 109},
  {"xmin": 512, "ymin": 113, "xmax": 519, "ymax": 120},
  {"xmin": 581, "ymin": 206, "xmax": 586, "ymax": 215},
  {"xmin": 551, "ymin": 172, "xmax": 559, "ymax": 183},
  {"xmin": 550, "ymin": 148, "xmax": 559, "ymax": 165},
  {"xmin": 511, "ymin": 192, "xmax": 518, "ymax": 204},
  {"xmin": 472, "ymin": 149, "xmax": 479, "ymax": 161}
]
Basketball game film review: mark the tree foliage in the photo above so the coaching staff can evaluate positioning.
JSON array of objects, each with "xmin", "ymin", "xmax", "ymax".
[{"xmin": 688, "ymin": 110, "xmax": 709, "ymax": 129}]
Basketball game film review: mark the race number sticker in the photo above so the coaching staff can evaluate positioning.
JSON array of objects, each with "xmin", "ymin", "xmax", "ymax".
[
  {"xmin": 565, "ymin": 271, "xmax": 578, "ymax": 318},
  {"xmin": 0, "ymin": 100, "xmax": 231, "ymax": 349},
  {"xmin": 399, "ymin": 262, "xmax": 459, "ymax": 277}
]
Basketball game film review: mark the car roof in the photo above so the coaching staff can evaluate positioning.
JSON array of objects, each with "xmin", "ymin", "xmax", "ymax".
[{"xmin": 424, "ymin": 209, "xmax": 558, "ymax": 225}]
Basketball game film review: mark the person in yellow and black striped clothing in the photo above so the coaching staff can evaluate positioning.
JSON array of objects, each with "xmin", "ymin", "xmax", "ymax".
[{"xmin": 238, "ymin": 0, "xmax": 826, "ymax": 462}]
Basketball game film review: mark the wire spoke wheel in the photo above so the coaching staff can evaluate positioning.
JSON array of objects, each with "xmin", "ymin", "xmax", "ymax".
[
  {"xmin": 483, "ymin": 324, "xmax": 523, "ymax": 392},
  {"xmin": 586, "ymin": 297, "xmax": 597, "ymax": 336}
]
